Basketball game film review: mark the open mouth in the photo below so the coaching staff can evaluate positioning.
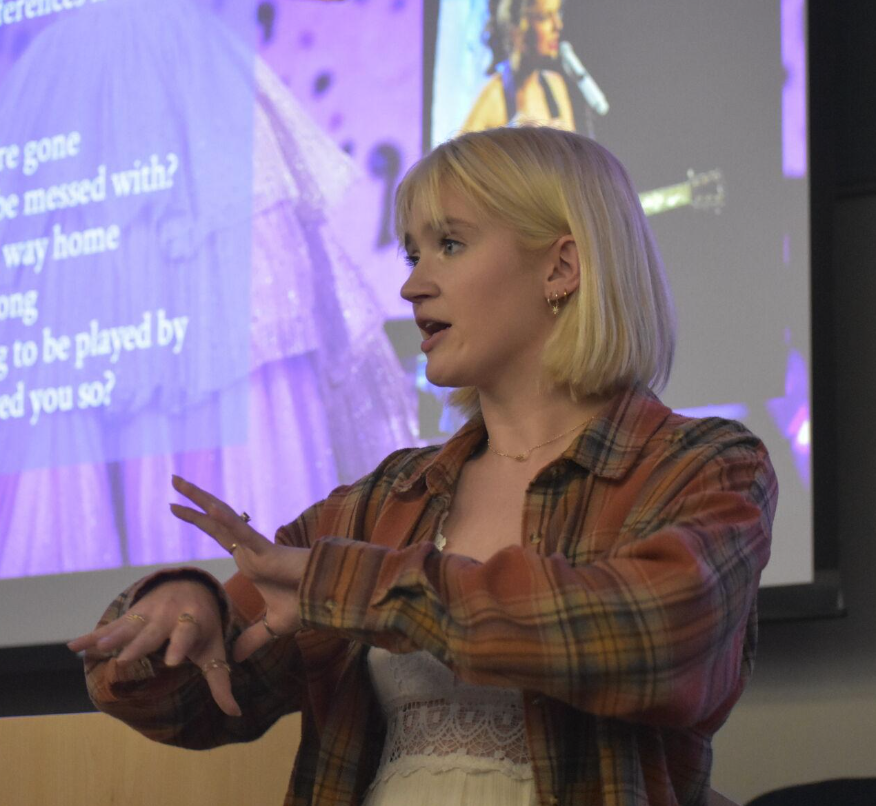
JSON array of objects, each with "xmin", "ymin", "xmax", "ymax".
[
  {"xmin": 418, "ymin": 320, "xmax": 452, "ymax": 352},
  {"xmin": 419, "ymin": 320, "xmax": 451, "ymax": 339}
]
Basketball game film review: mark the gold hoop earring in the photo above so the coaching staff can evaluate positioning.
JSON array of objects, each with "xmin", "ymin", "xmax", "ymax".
[{"xmin": 547, "ymin": 290, "xmax": 565, "ymax": 317}]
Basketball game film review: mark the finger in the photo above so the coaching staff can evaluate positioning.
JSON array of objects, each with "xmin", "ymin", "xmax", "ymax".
[
  {"xmin": 169, "ymin": 502, "xmax": 237, "ymax": 550},
  {"xmin": 232, "ymin": 621, "xmax": 275, "ymax": 664},
  {"xmin": 68, "ymin": 624, "xmax": 116, "ymax": 652},
  {"xmin": 171, "ymin": 476, "xmax": 271, "ymax": 554},
  {"xmin": 88, "ymin": 613, "xmax": 150, "ymax": 654},
  {"xmin": 68, "ymin": 610, "xmax": 143, "ymax": 651},
  {"xmin": 164, "ymin": 615, "xmax": 202, "ymax": 667},
  {"xmin": 67, "ymin": 634, "xmax": 93, "ymax": 652},
  {"xmin": 197, "ymin": 652, "xmax": 241, "ymax": 717},
  {"xmin": 204, "ymin": 668, "xmax": 241, "ymax": 717},
  {"xmin": 172, "ymin": 475, "xmax": 239, "ymax": 525},
  {"xmin": 116, "ymin": 621, "xmax": 175, "ymax": 664},
  {"xmin": 169, "ymin": 501, "xmax": 269, "ymax": 559}
]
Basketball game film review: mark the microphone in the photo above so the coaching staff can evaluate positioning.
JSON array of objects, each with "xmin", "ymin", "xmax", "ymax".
[{"xmin": 558, "ymin": 41, "xmax": 609, "ymax": 116}]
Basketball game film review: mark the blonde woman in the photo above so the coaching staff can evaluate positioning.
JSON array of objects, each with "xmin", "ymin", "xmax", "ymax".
[{"xmin": 71, "ymin": 127, "xmax": 775, "ymax": 806}]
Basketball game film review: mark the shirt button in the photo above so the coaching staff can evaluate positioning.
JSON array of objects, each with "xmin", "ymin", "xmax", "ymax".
[
  {"xmin": 325, "ymin": 599, "xmax": 337, "ymax": 612},
  {"xmin": 529, "ymin": 533, "xmax": 542, "ymax": 545}
]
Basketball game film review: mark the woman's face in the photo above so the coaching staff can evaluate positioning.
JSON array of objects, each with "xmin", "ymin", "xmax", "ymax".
[
  {"xmin": 399, "ymin": 188, "xmax": 551, "ymax": 394},
  {"xmin": 522, "ymin": 0, "xmax": 563, "ymax": 60}
]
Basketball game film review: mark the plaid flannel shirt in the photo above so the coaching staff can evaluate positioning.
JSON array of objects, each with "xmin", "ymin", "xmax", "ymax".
[{"xmin": 85, "ymin": 383, "xmax": 776, "ymax": 806}]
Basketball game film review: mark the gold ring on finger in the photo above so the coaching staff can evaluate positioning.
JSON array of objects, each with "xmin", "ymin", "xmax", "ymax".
[
  {"xmin": 229, "ymin": 543, "xmax": 239, "ymax": 555},
  {"xmin": 201, "ymin": 658, "xmax": 231, "ymax": 676},
  {"xmin": 177, "ymin": 612, "xmax": 198, "ymax": 626},
  {"xmin": 125, "ymin": 613, "xmax": 147, "ymax": 626}
]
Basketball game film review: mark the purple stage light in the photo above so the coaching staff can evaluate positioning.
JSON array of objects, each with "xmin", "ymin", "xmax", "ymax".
[
  {"xmin": 781, "ymin": 0, "xmax": 807, "ymax": 178},
  {"xmin": 767, "ymin": 347, "xmax": 810, "ymax": 488}
]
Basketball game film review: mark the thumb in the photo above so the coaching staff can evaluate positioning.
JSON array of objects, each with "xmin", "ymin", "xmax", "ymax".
[{"xmin": 232, "ymin": 619, "xmax": 275, "ymax": 663}]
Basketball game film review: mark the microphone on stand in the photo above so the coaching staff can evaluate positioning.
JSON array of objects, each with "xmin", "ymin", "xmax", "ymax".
[{"xmin": 558, "ymin": 41, "xmax": 609, "ymax": 116}]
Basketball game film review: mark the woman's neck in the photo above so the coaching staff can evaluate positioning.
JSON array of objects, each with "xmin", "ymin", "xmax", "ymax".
[{"xmin": 477, "ymin": 385, "xmax": 612, "ymax": 463}]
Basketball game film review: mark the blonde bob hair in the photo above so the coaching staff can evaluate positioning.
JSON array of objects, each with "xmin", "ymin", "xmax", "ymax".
[{"xmin": 394, "ymin": 126, "xmax": 676, "ymax": 417}]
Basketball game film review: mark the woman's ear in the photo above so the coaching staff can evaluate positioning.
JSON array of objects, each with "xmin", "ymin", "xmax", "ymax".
[{"xmin": 544, "ymin": 235, "xmax": 580, "ymax": 298}]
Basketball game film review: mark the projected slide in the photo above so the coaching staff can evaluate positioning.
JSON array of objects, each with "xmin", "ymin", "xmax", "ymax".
[
  {"xmin": 431, "ymin": 0, "xmax": 811, "ymax": 587},
  {"xmin": 0, "ymin": 0, "xmax": 812, "ymax": 649},
  {"xmin": 0, "ymin": 0, "xmax": 421, "ymax": 580}
]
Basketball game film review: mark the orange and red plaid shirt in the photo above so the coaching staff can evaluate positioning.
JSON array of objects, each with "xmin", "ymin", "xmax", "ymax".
[{"xmin": 86, "ymin": 384, "xmax": 776, "ymax": 806}]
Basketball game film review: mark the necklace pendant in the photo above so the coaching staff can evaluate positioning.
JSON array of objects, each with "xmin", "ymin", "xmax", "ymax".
[
  {"xmin": 514, "ymin": 453, "xmax": 528, "ymax": 462},
  {"xmin": 434, "ymin": 532, "xmax": 447, "ymax": 552}
]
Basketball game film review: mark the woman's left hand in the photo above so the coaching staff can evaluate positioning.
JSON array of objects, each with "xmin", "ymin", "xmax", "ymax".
[{"xmin": 170, "ymin": 475, "xmax": 310, "ymax": 663}]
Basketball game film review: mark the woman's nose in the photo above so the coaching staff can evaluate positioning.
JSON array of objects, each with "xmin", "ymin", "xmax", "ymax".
[{"xmin": 400, "ymin": 262, "xmax": 436, "ymax": 304}]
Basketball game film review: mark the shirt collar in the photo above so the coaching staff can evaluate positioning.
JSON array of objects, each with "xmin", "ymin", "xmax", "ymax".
[
  {"xmin": 391, "ymin": 415, "xmax": 486, "ymax": 497},
  {"xmin": 561, "ymin": 383, "xmax": 672, "ymax": 479},
  {"xmin": 392, "ymin": 383, "xmax": 672, "ymax": 497}
]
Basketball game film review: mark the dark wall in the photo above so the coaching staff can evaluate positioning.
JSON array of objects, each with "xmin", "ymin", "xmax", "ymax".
[
  {"xmin": 834, "ymin": 1, "xmax": 876, "ymax": 193},
  {"xmin": 1, "ymin": 0, "xmax": 875, "ymax": 718},
  {"xmin": 0, "ymin": 644, "xmax": 92, "ymax": 716}
]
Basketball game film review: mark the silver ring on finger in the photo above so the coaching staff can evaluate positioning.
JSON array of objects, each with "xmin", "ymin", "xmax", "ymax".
[{"xmin": 239, "ymin": 511, "xmax": 251, "ymax": 524}]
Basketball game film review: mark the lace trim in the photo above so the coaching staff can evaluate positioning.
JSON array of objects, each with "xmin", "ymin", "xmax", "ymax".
[
  {"xmin": 377, "ymin": 693, "xmax": 533, "ymax": 780},
  {"xmin": 369, "ymin": 648, "xmax": 534, "ymax": 784}
]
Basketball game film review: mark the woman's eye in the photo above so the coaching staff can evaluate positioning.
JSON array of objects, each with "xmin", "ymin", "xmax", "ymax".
[
  {"xmin": 442, "ymin": 238, "xmax": 462, "ymax": 255},
  {"xmin": 404, "ymin": 253, "xmax": 419, "ymax": 268}
]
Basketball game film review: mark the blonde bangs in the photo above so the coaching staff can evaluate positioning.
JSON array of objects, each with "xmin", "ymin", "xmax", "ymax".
[
  {"xmin": 394, "ymin": 156, "xmax": 446, "ymax": 246},
  {"xmin": 396, "ymin": 131, "xmax": 564, "ymax": 252}
]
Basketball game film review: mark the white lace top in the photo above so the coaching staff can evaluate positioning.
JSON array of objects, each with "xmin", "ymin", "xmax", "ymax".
[{"xmin": 366, "ymin": 647, "xmax": 534, "ymax": 785}]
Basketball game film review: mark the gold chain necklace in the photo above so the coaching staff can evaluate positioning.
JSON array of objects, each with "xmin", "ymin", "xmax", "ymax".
[{"xmin": 487, "ymin": 415, "xmax": 596, "ymax": 462}]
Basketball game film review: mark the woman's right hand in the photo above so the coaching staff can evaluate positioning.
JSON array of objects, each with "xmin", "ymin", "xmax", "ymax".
[{"xmin": 67, "ymin": 578, "xmax": 241, "ymax": 717}]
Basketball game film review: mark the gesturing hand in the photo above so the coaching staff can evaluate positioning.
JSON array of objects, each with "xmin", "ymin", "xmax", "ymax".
[
  {"xmin": 68, "ymin": 578, "xmax": 241, "ymax": 717},
  {"xmin": 169, "ymin": 475, "xmax": 311, "ymax": 663}
]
